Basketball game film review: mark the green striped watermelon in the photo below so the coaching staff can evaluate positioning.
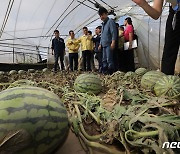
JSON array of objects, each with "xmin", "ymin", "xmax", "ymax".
[
  {"xmin": 154, "ymin": 75, "xmax": 180, "ymax": 99},
  {"xmin": 135, "ymin": 68, "xmax": 147, "ymax": 76},
  {"xmin": 0, "ymin": 71, "xmax": 5, "ymax": 76},
  {"xmin": 74, "ymin": 74, "xmax": 102, "ymax": 95},
  {"xmin": 124, "ymin": 71, "xmax": 136, "ymax": 79},
  {"xmin": 18, "ymin": 70, "xmax": 26, "ymax": 75},
  {"xmin": 8, "ymin": 80, "xmax": 37, "ymax": 88},
  {"xmin": 111, "ymin": 71, "xmax": 125, "ymax": 81},
  {"xmin": 9, "ymin": 70, "xmax": 17, "ymax": 75},
  {"xmin": 141, "ymin": 71, "xmax": 165, "ymax": 90},
  {"xmin": 0, "ymin": 87, "xmax": 69, "ymax": 154},
  {"xmin": 28, "ymin": 69, "xmax": 35, "ymax": 73}
]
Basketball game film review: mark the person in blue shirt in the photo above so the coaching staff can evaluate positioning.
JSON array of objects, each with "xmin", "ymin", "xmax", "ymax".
[
  {"xmin": 132, "ymin": 0, "xmax": 180, "ymax": 75},
  {"xmin": 98, "ymin": 7, "xmax": 117, "ymax": 75},
  {"xmin": 52, "ymin": 30, "xmax": 65, "ymax": 72}
]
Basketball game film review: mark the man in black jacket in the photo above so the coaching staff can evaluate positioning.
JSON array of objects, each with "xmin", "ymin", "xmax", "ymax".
[
  {"xmin": 52, "ymin": 30, "xmax": 65, "ymax": 72},
  {"xmin": 93, "ymin": 26, "xmax": 102, "ymax": 72}
]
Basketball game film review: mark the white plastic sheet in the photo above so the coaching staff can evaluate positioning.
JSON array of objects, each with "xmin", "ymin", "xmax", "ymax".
[{"xmin": 0, "ymin": 0, "xmax": 179, "ymax": 72}]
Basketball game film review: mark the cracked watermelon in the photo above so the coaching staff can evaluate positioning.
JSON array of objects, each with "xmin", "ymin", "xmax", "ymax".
[{"xmin": 141, "ymin": 71, "xmax": 165, "ymax": 90}]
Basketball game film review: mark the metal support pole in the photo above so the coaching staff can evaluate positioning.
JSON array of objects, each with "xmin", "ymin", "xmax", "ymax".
[
  {"xmin": 158, "ymin": 16, "xmax": 162, "ymax": 69},
  {"xmin": 13, "ymin": 47, "xmax": 15, "ymax": 63}
]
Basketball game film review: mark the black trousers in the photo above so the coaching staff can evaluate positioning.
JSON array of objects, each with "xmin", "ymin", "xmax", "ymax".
[
  {"xmin": 95, "ymin": 52, "xmax": 103, "ymax": 71},
  {"xmin": 54, "ymin": 52, "xmax": 64, "ymax": 71},
  {"xmin": 69, "ymin": 53, "xmax": 78, "ymax": 71},
  {"xmin": 82, "ymin": 50, "xmax": 91, "ymax": 71},
  {"xmin": 162, "ymin": 7, "xmax": 180, "ymax": 75},
  {"xmin": 113, "ymin": 48, "xmax": 119, "ymax": 72},
  {"xmin": 124, "ymin": 49, "xmax": 135, "ymax": 72},
  {"xmin": 116, "ymin": 49, "xmax": 126, "ymax": 72}
]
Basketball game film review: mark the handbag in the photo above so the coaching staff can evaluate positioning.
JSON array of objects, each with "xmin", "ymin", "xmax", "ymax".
[{"xmin": 124, "ymin": 39, "xmax": 138, "ymax": 50}]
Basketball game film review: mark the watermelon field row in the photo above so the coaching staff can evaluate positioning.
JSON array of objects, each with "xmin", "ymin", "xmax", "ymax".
[{"xmin": 0, "ymin": 69, "xmax": 179, "ymax": 154}]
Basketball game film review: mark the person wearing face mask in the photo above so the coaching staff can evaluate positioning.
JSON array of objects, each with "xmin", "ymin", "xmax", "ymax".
[{"xmin": 132, "ymin": 0, "xmax": 180, "ymax": 75}]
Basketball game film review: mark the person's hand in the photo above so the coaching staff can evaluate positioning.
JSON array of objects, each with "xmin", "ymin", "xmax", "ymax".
[
  {"xmin": 69, "ymin": 41, "xmax": 73, "ymax": 45},
  {"xmin": 128, "ymin": 44, "xmax": 132, "ymax": 50},
  {"xmin": 111, "ymin": 41, "xmax": 115, "ymax": 50},
  {"xmin": 98, "ymin": 45, "xmax": 101, "ymax": 51},
  {"xmin": 132, "ymin": 0, "xmax": 147, "ymax": 7}
]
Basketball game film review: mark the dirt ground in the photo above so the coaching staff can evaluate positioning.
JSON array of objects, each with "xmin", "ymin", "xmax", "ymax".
[{"xmin": 56, "ymin": 131, "xmax": 104, "ymax": 154}]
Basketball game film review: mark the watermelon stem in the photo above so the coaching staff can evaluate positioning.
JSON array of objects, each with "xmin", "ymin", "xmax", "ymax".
[
  {"xmin": 79, "ymin": 132, "xmax": 124, "ymax": 154},
  {"xmin": 74, "ymin": 102, "xmax": 101, "ymax": 125},
  {"xmin": 75, "ymin": 104, "xmax": 104, "ymax": 141}
]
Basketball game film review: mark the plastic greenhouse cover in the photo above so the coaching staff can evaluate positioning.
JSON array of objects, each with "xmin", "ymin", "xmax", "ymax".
[{"xmin": 0, "ymin": 0, "xmax": 179, "ymax": 72}]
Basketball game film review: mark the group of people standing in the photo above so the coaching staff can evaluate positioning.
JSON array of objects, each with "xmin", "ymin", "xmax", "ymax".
[{"xmin": 51, "ymin": 7, "xmax": 136, "ymax": 75}]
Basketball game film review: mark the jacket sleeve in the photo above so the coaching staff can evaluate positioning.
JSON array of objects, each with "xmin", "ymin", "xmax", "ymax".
[
  {"xmin": 62, "ymin": 39, "xmax": 65, "ymax": 50},
  {"xmin": 76, "ymin": 37, "xmax": 81, "ymax": 43},
  {"xmin": 75, "ymin": 43, "xmax": 80, "ymax": 51},
  {"xmin": 51, "ymin": 39, "xmax": 54, "ymax": 50},
  {"xmin": 109, "ymin": 19, "xmax": 117, "ymax": 41}
]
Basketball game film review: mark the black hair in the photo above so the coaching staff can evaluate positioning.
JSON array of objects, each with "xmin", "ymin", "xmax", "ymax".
[
  {"xmin": 125, "ymin": 17, "xmax": 132, "ymax": 25},
  {"xmin": 116, "ymin": 23, "xmax": 119, "ymax": 27},
  {"xmin": 96, "ymin": 26, "xmax": 102, "ymax": 30},
  {"xmin": 83, "ymin": 27, "xmax": 88, "ymax": 30},
  {"xmin": 88, "ymin": 31, "xmax": 92, "ymax": 35},
  {"xmin": 98, "ymin": 7, "xmax": 108, "ymax": 15},
  {"xmin": 54, "ymin": 30, "xmax": 59, "ymax": 33},
  {"xmin": 69, "ymin": 30, "xmax": 74, "ymax": 34}
]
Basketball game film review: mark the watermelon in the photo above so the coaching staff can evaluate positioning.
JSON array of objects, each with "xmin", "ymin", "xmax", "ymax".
[
  {"xmin": 154, "ymin": 75, "xmax": 180, "ymax": 99},
  {"xmin": 18, "ymin": 70, "xmax": 26, "ymax": 75},
  {"xmin": 135, "ymin": 68, "xmax": 147, "ymax": 76},
  {"xmin": 43, "ymin": 68, "xmax": 48, "ymax": 73},
  {"xmin": 111, "ymin": 71, "xmax": 125, "ymax": 81},
  {"xmin": 28, "ymin": 69, "xmax": 35, "ymax": 73},
  {"xmin": 141, "ymin": 71, "xmax": 165, "ymax": 90},
  {"xmin": 124, "ymin": 71, "xmax": 136, "ymax": 79},
  {"xmin": 8, "ymin": 80, "xmax": 37, "ymax": 88},
  {"xmin": 74, "ymin": 74, "xmax": 102, "ymax": 95},
  {"xmin": 0, "ymin": 87, "xmax": 69, "ymax": 154},
  {"xmin": 9, "ymin": 70, "xmax": 17, "ymax": 75},
  {"xmin": 0, "ymin": 71, "xmax": 5, "ymax": 76}
]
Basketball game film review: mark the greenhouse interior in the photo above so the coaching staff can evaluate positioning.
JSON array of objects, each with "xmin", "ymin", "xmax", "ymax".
[{"xmin": 0, "ymin": 0, "xmax": 179, "ymax": 154}]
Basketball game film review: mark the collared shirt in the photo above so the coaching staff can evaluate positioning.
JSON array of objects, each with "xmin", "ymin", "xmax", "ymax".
[
  {"xmin": 101, "ymin": 17, "xmax": 117, "ymax": 47},
  {"xmin": 52, "ymin": 37, "xmax": 65, "ymax": 53},
  {"xmin": 124, "ymin": 25, "xmax": 134, "ymax": 41},
  {"xmin": 78, "ymin": 35, "xmax": 93, "ymax": 51},
  {"xmin": 66, "ymin": 37, "xmax": 80, "ymax": 53}
]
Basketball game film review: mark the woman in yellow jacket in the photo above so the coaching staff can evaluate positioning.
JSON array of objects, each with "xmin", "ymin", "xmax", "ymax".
[{"xmin": 66, "ymin": 30, "xmax": 80, "ymax": 71}]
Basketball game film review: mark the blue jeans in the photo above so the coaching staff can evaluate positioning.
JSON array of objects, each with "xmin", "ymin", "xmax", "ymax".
[{"xmin": 102, "ymin": 46, "xmax": 114, "ymax": 72}]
